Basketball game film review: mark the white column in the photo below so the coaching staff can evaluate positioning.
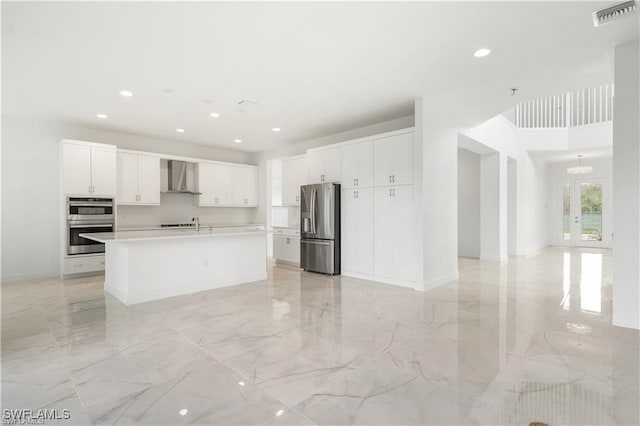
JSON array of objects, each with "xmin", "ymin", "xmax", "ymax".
[
  {"xmin": 612, "ymin": 40, "xmax": 640, "ymax": 330},
  {"xmin": 480, "ymin": 152, "xmax": 508, "ymax": 262},
  {"xmin": 417, "ymin": 98, "xmax": 459, "ymax": 290}
]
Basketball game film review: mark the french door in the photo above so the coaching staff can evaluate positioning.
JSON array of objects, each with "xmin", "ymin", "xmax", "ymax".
[{"xmin": 562, "ymin": 178, "xmax": 607, "ymax": 247}]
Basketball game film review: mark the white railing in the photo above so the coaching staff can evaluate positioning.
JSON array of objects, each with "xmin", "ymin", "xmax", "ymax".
[{"xmin": 515, "ymin": 83, "xmax": 614, "ymax": 129}]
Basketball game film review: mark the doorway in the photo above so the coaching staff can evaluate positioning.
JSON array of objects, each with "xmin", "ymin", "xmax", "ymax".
[{"xmin": 562, "ymin": 178, "xmax": 607, "ymax": 247}]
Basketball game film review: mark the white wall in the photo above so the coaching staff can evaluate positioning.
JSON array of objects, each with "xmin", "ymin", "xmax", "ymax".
[
  {"xmin": 612, "ymin": 40, "xmax": 640, "ymax": 330},
  {"xmin": 457, "ymin": 149, "xmax": 480, "ymax": 258},
  {"xmin": 546, "ymin": 157, "xmax": 612, "ymax": 248},
  {"xmin": 460, "ymin": 115, "xmax": 548, "ymax": 257},
  {"xmin": 419, "ymin": 100, "xmax": 458, "ymax": 289},
  {"xmin": 1, "ymin": 116, "xmax": 259, "ymax": 282}
]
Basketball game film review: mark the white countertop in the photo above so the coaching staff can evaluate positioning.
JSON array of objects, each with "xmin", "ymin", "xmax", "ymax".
[
  {"xmin": 81, "ymin": 227, "xmax": 265, "ymax": 243},
  {"xmin": 119, "ymin": 224, "xmax": 265, "ymax": 232}
]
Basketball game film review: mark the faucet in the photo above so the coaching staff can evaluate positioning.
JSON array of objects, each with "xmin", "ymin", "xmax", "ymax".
[{"xmin": 192, "ymin": 216, "xmax": 200, "ymax": 232}]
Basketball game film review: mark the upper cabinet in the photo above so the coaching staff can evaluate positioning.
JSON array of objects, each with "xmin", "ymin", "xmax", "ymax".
[
  {"xmin": 231, "ymin": 165, "xmax": 258, "ymax": 206},
  {"xmin": 198, "ymin": 162, "xmax": 258, "ymax": 207},
  {"xmin": 62, "ymin": 140, "xmax": 116, "ymax": 196},
  {"xmin": 341, "ymin": 141, "xmax": 374, "ymax": 189},
  {"xmin": 307, "ymin": 146, "xmax": 341, "ymax": 184},
  {"xmin": 282, "ymin": 155, "xmax": 307, "ymax": 205},
  {"xmin": 117, "ymin": 152, "xmax": 160, "ymax": 205},
  {"xmin": 374, "ymin": 132, "xmax": 413, "ymax": 187}
]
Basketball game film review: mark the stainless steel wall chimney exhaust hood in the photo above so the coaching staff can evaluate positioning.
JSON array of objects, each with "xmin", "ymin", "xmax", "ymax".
[{"xmin": 164, "ymin": 160, "xmax": 201, "ymax": 194}]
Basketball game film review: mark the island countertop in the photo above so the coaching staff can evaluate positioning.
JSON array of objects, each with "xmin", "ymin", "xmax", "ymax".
[{"xmin": 81, "ymin": 227, "xmax": 265, "ymax": 243}]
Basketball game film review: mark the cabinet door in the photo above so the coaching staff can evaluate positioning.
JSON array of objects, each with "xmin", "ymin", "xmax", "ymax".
[
  {"xmin": 117, "ymin": 152, "xmax": 139, "ymax": 204},
  {"xmin": 213, "ymin": 164, "xmax": 233, "ymax": 205},
  {"xmin": 357, "ymin": 141, "xmax": 374, "ymax": 188},
  {"xmin": 198, "ymin": 163, "xmax": 216, "ymax": 205},
  {"xmin": 273, "ymin": 235, "xmax": 287, "ymax": 261},
  {"xmin": 341, "ymin": 189, "xmax": 358, "ymax": 271},
  {"xmin": 307, "ymin": 151, "xmax": 324, "ymax": 184},
  {"xmin": 246, "ymin": 167, "xmax": 258, "ymax": 206},
  {"xmin": 341, "ymin": 145, "xmax": 359, "ymax": 189},
  {"xmin": 392, "ymin": 133, "xmax": 413, "ymax": 185},
  {"xmin": 137, "ymin": 154, "xmax": 160, "ymax": 205},
  {"xmin": 392, "ymin": 185, "xmax": 414, "ymax": 282},
  {"xmin": 63, "ymin": 143, "xmax": 92, "ymax": 195},
  {"xmin": 323, "ymin": 147, "xmax": 341, "ymax": 183},
  {"xmin": 342, "ymin": 188, "xmax": 374, "ymax": 274},
  {"xmin": 374, "ymin": 137, "xmax": 394, "ymax": 187},
  {"xmin": 355, "ymin": 188, "xmax": 374, "ymax": 274},
  {"xmin": 374, "ymin": 186, "xmax": 394, "ymax": 278},
  {"xmin": 290, "ymin": 236, "xmax": 300, "ymax": 265},
  {"xmin": 230, "ymin": 166, "xmax": 246, "ymax": 205},
  {"xmin": 91, "ymin": 147, "xmax": 117, "ymax": 196},
  {"xmin": 282, "ymin": 159, "xmax": 298, "ymax": 205}
]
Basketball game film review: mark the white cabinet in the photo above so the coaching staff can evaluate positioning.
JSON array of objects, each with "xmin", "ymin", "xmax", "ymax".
[
  {"xmin": 341, "ymin": 141, "xmax": 374, "ymax": 189},
  {"xmin": 374, "ymin": 185, "xmax": 414, "ymax": 282},
  {"xmin": 282, "ymin": 155, "xmax": 307, "ymax": 205},
  {"xmin": 117, "ymin": 152, "xmax": 160, "ymax": 205},
  {"xmin": 62, "ymin": 141, "xmax": 116, "ymax": 196},
  {"xmin": 273, "ymin": 229, "xmax": 300, "ymax": 266},
  {"xmin": 63, "ymin": 254, "xmax": 105, "ymax": 275},
  {"xmin": 231, "ymin": 166, "xmax": 258, "ymax": 206},
  {"xmin": 198, "ymin": 163, "xmax": 231, "ymax": 206},
  {"xmin": 341, "ymin": 188, "xmax": 374, "ymax": 274},
  {"xmin": 198, "ymin": 163, "xmax": 258, "ymax": 207},
  {"xmin": 307, "ymin": 146, "xmax": 341, "ymax": 184},
  {"xmin": 374, "ymin": 132, "xmax": 413, "ymax": 187}
]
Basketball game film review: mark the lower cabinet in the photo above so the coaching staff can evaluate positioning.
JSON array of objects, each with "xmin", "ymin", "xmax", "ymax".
[
  {"xmin": 63, "ymin": 255, "xmax": 105, "ymax": 275},
  {"xmin": 341, "ymin": 188, "xmax": 374, "ymax": 274},
  {"xmin": 273, "ymin": 232, "xmax": 300, "ymax": 266},
  {"xmin": 373, "ymin": 185, "xmax": 414, "ymax": 283}
]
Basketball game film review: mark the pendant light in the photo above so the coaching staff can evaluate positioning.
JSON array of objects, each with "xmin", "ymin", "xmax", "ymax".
[{"xmin": 567, "ymin": 154, "xmax": 593, "ymax": 174}]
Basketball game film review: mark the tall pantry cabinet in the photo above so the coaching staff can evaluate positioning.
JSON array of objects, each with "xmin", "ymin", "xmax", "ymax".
[{"xmin": 335, "ymin": 130, "xmax": 415, "ymax": 287}]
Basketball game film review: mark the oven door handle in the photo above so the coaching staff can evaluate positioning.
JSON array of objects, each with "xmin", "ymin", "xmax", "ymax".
[{"xmin": 69, "ymin": 224, "xmax": 113, "ymax": 229}]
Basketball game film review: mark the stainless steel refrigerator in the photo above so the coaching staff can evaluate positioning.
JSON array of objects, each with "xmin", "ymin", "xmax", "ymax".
[{"xmin": 300, "ymin": 183, "xmax": 340, "ymax": 275}]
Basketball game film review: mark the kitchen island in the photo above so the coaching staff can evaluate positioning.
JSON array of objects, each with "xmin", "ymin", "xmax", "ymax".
[{"xmin": 82, "ymin": 227, "xmax": 267, "ymax": 305}]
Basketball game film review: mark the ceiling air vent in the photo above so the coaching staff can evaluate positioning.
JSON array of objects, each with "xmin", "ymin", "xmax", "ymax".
[{"xmin": 593, "ymin": 0, "xmax": 637, "ymax": 27}]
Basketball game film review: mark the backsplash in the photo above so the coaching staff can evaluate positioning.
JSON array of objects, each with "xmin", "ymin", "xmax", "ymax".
[
  {"xmin": 271, "ymin": 206, "xmax": 300, "ymax": 228},
  {"xmin": 117, "ymin": 193, "xmax": 257, "ymax": 228}
]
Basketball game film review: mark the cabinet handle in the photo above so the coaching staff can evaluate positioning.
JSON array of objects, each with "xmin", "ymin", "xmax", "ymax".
[
  {"xmin": 392, "ymin": 188, "xmax": 396, "ymax": 197},
  {"xmin": 392, "ymin": 175, "xmax": 395, "ymax": 183},
  {"xmin": 353, "ymin": 178, "xmax": 356, "ymax": 186},
  {"xmin": 356, "ymin": 178, "xmax": 359, "ymax": 186},
  {"xmin": 389, "ymin": 176, "xmax": 392, "ymax": 183},
  {"xmin": 389, "ymin": 188, "xmax": 392, "ymax": 197},
  {"xmin": 286, "ymin": 238, "xmax": 290, "ymax": 244}
]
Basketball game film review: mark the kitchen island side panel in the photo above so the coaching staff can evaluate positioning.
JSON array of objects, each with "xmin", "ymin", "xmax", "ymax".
[{"xmin": 103, "ymin": 232, "xmax": 267, "ymax": 305}]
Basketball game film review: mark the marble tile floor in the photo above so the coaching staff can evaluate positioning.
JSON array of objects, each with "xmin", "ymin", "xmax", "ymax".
[{"xmin": 2, "ymin": 247, "xmax": 638, "ymax": 425}]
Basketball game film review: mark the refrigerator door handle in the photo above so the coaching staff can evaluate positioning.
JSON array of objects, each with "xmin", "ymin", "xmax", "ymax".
[
  {"xmin": 302, "ymin": 239, "xmax": 332, "ymax": 246},
  {"xmin": 310, "ymin": 187, "xmax": 317, "ymax": 234}
]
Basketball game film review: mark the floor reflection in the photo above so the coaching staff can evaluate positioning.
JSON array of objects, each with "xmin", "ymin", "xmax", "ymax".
[{"xmin": 1, "ymin": 248, "xmax": 638, "ymax": 425}]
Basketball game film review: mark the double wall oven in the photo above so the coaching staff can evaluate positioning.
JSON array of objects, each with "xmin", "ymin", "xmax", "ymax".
[{"xmin": 67, "ymin": 198, "xmax": 114, "ymax": 255}]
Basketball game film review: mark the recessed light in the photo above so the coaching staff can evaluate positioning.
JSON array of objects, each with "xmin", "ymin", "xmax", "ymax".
[
  {"xmin": 176, "ymin": 128, "xmax": 185, "ymax": 133},
  {"xmin": 119, "ymin": 90, "xmax": 133, "ymax": 97},
  {"xmin": 473, "ymin": 48, "xmax": 491, "ymax": 58},
  {"xmin": 272, "ymin": 127, "xmax": 281, "ymax": 132},
  {"xmin": 234, "ymin": 139, "xmax": 242, "ymax": 144},
  {"xmin": 238, "ymin": 381, "xmax": 245, "ymax": 386},
  {"xmin": 96, "ymin": 114, "xmax": 108, "ymax": 119},
  {"xmin": 179, "ymin": 409, "xmax": 188, "ymax": 416},
  {"xmin": 275, "ymin": 410, "xmax": 284, "ymax": 417},
  {"xmin": 210, "ymin": 112, "xmax": 220, "ymax": 118}
]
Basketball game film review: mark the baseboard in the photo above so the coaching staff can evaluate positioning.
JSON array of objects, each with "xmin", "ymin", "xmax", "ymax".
[
  {"xmin": 480, "ymin": 255, "xmax": 508, "ymax": 263},
  {"xmin": 342, "ymin": 270, "xmax": 417, "ymax": 290},
  {"xmin": 1, "ymin": 270, "xmax": 59, "ymax": 284},
  {"xmin": 423, "ymin": 271, "xmax": 459, "ymax": 290}
]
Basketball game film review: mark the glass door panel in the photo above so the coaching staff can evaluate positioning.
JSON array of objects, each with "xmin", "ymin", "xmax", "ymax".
[
  {"xmin": 580, "ymin": 183, "xmax": 602, "ymax": 242},
  {"xmin": 563, "ymin": 178, "xmax": 607, "ymax": 247}
]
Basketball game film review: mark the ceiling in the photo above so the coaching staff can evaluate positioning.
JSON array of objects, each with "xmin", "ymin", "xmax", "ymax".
[{"xmin": 2, "ymin": 2, "xmax": 638, "ymax": 152}]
